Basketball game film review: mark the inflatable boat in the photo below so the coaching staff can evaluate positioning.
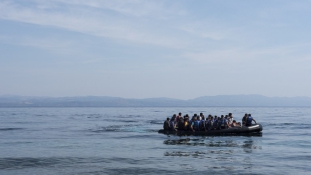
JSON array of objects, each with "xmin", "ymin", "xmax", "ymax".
[{"xmin": 158, "ymin": 123, "xmax": 263, "ymax": 136}]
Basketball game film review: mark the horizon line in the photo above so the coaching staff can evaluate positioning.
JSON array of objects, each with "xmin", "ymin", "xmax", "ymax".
[{"xmin": 1, "ymin": 94, "xmax": 311, "ymax": 100}]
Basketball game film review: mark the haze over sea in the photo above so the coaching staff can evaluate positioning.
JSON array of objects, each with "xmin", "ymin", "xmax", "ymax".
[{"xmin": 1, "ymin": 107, "xmax": 310, "ymax": 175}]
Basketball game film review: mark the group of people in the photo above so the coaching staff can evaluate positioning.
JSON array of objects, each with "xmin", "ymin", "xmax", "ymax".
[{"xmin": 163, "ymin": 112, "xmax": 257, "ymax": 131}]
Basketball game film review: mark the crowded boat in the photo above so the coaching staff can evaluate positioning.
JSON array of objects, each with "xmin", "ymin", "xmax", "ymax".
[{"xmin": 162, "ymin": 112, "xmax": 260, "ymax": 133}]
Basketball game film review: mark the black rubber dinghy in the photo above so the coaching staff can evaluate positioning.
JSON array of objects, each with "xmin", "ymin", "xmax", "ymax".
[{"xmin": 158, "ymin": 124, "xmax": 263, "ymax": 136}]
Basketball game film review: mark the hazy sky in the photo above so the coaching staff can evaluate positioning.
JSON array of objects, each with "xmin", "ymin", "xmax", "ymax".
[{"xmin": 1, "ymin": 0, "xmax": 311, "ymax": 99}]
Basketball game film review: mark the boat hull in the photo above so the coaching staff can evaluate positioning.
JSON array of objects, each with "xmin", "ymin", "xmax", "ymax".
[{"xmin": 158, "ymin": 124, "xmax": 263, "ymax": 136}]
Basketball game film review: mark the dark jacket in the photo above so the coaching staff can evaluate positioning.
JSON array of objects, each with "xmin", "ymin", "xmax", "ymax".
[
  {"xmin": 163, "ymin": 120, "xmax": 170, "ymax": 130},
  {"xmin": 178, "ymin": 120, "xmax": 185, "ymax": 130}
]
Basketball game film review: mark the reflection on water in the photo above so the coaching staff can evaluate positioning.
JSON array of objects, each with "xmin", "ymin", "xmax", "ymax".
[
  {"xmin": 242, "ymin": 140, "xmax": 260, "ymax": 153},
  {"xmin": 164, "ymin": 150, "xmax": 235, "ymax": 157},
  {"xmin": 163, "ymin": 138, "xmax": 262, "ymax": 155},
  {"xmin": 163, "ymin": 137, "xmax": 261, "ymax": 173}
]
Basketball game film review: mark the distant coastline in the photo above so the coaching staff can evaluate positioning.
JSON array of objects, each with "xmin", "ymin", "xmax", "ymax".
[{"xmin": 1, "ymin": 95, "xmax": 311, "ymax": 107}]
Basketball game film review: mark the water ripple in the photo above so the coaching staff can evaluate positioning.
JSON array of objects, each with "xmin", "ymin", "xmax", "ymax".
[{"xmin": 0, "ymin": 128, "xmax": 24, "ymax": 131}]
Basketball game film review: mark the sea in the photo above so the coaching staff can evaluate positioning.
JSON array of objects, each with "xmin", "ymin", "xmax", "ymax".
[{"xmin": 0, "ymin": 107, "xmax": 310, "ymax": 175}]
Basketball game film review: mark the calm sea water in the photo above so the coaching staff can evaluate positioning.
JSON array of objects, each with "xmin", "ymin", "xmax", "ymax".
[{"xmin": 0, "ymin": 107, "xmax": 310, "ymax": 175}]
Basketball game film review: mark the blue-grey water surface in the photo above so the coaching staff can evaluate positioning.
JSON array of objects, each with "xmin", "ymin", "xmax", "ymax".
[{"xmin": 0, "ymin": 107, "xmax": 310, "ymax": 175}]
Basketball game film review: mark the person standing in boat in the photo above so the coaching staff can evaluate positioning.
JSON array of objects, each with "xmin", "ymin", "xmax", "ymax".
[
  {"xmin": 199, "ymin": 113, "xmax": 205, "ymax": 120},
  {"xmin": 228, "ymin": 113, "xmax": 233, "ymax": 125},
  {"xmin": 163, "ymin": 117, "xmax": 170, "ymax": 130},
  {"xmin": 242, "ymin": 113, "xmax": 248, "ymax": 126},
  {"xmin": 176, "ymin": 112, "xmax": 182, "ymax": 123},
  {"xmin": 226, "ymin": 115, "xmax": 232, "ymax": 128},
  {"xmin": 246, "ymin": 114, "xmax": 257, "ymax": 126}
]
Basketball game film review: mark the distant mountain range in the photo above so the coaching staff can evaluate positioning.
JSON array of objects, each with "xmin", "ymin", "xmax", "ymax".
[{"xmin": 1, "ymin": 95, "xmax": 311, "ymax": 107}]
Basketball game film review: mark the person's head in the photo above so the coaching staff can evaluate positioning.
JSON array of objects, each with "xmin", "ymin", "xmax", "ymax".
[
  {"xmin": 200, "ymin": 112, "xmax": 203, "ymax": 116},
  {"xmin": 179, "ymin": 112, "xmax": 182, "ymax": 116},
  {"xmin": 166, "ymin": 117, "xmax": 170, "ymax": 121},
  {"xmin": 248, "ymin": 114, "xmax": 251, "ymax": 116},
  {"xmin": 211, "ymin": 116, "xmax": 214, "ymax": 119},
  {"xmin": 221, "ymin": 115, "xmax": 224, "ymax": 118},
  {"xmin": 171, "ymin": 114, "xmax": 176, "ymax": 120},
  {"xmin": 229, "ymin": 113, "xmax": 232, "ymax": 116},
  {"xmin": 233, "ymin": 120, "xmax": 236, "ymax": 123}
]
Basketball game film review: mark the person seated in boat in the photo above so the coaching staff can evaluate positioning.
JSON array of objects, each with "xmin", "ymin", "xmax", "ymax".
[
  {"xmin": 177, "ymin": 117, "xmax": 185, "ymax": 130},
  {"xmin": 246, "ymin": 114, "xmax": 257, "ymax": 126},
  {"xmin": 213, "ymin": 116, "xmax": 219, "ymax": 130},
  {"xmin": 219, "ymin": 115, "xmax": 229, "ymax": 129},
  {"xmin": 219, "ymin": 116, "xmax": 224, "ymax": 127},
  {"xmin": 183, "ymin": 117, "xmax": 194, "ymax": 131},
  {"xmin": 171, "ymin": 114, "xmax": 177, "ymax": 123},
  {"xmin": 231, "ymin": 120, "xmax": 240, "ymax": 127},
  {"xmin": 192, "ymin": 116, "xmax": 200, "ymax": 131},
  {"xmin": 184, "ymin": 114, "xmax": 190, "ymax": 120},
  {"xmin": 170, "ymin": 115, "xmax": 177, "ymax": 131},
  {"xmin": 205, "ymin": 115, "xmax": 214, "ymax": 130},
  {"xmin": 204, "ymin": 116, "xmax": 209, "ymax": 130},
  {"xmin": 188, "ymin": 116, "xmax": 192, "ymax": 127},
  {"xmin": 189, "ymin": 114, "xmax": 197, "ymax": 128},
  {"xmin": 242, "ymin": 113, "xmax": 248, "ymax": 126},
  {"xmin": 163, "ymin": 117, "xmax": 170, "ymax": 130},
  {"xmin": 199, "ymin": 116, "xmax": 206, "ymax": 131},
  {"xmin": 184, "ymin": 117, "xmax": 190, "ymax": 131},
  {"xmin": 192, "ymin": 113, "xmax": 198, "ymax": 121}
]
